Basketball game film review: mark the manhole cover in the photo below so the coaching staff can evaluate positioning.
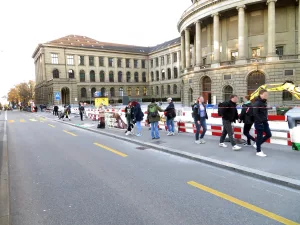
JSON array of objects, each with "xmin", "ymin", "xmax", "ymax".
[{"xmin": 136, "ymin": 146, "xmax": 149, "ymax": 150}]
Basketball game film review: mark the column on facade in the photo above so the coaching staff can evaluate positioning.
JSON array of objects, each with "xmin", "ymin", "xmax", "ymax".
[
  {"xmin": 181, "ymin": 32, "xmax": 186, "ymax": 69},
  {"xmin": 195, "ymin": 20, "xmax": 202, "ymax": 66},
  {"xmin": 266, "ymin": 0, "xmax": 277, "ymax": 61},
  {"xmin": 192, "ymin": 35, "xmax": 196, "ymax": 66},
  {"xmin": 298, "ymin": 1, "xmax": 300, "ymax": 59},
  {"xmin": 237, "ymin": 5, "xmax": 246, "ymax": 63},
  {"xmin": 212, "ymin": 13, "xmax": 220, "ymax": 65},
  {"xmin": 185, "ymin": 28, "xmax": 191, "ymax": 68}
]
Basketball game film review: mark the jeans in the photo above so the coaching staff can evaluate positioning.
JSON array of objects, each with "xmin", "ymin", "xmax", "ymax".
[
  {"xmin": 243, "ymin": 123, "xmax": 255, "ymax": 145},
  {"xmin": 80, "ymin": 112, "xmax": 83, "ymax": 121},
  {"xmin": 220, "ymin": 119, "xmax": 236, "ymax": 146},
  {"xmin": 255, "ymin": 122, "xmax": 272, "ymax": 152},
  {"xmin": 166, "ymin": 118, "xmax": 175, "ymax": 133},
  {"xmin": 136, "ymin": 121, "xmax": 142, "ymax": 134},
  {"xmin": 151, "ymin": 121, "xmax": 160, "ymax": 139},
  {"xmin": 195, "ymin": 117, "xmax": 207, "ymax": 140}
]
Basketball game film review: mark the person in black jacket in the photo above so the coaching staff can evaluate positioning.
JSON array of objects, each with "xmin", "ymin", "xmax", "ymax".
[
  {"xmin": 165, "ymin": 97, "xmax": 176, "ymax": 136},
  {"xmin": 253, "ymin": 89, "xmax": 272, "ymax": 157},
  {"xmin": 193, "ymin": 96, "xmax": 208, "ymax": 144},
  {"xmin": 219, "ymin": 94, "xmax": 241, "ymax": 150},
  {"xmin": 132, "ymin": 101, "xmax": 144, "ymax": 137},
  {"xmin": 125, "ymin": 101, "xmax": 135, "ymax": 135},
  {"xmin": 79, "ymin": 102, "xmax": 85, "ymax": 121},
  {"xmin": 53, "ymin": 105, "xmax": 59, "ymax": 116},
  {"xmin": 239, "ymin": 95, "xmax": 256, "ymax": 147}
]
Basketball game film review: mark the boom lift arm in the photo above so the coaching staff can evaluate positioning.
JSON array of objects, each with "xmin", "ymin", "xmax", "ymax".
[{"xmin": 250, "ymin": 81, "xmax": 300, "ymax": 100}]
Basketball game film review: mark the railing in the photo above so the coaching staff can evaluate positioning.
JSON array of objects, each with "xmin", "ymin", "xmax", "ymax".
[{"xmin": 279, "ymin": 55, "xmax": 299, "ymax": 60}]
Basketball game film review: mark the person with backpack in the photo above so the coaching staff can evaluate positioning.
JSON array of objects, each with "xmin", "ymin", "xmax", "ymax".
[
  {"xmin": 239, "ymin": 96, "xmax": 256, "ymax": 147},
  {"xmin": 253, "ymin": 89, "xmax": 272, "ymax": 157},
  {"xmin": 165, "ymin": 97, "xmax": 176, "ymax": 136},
  {"xmin": 125, "ymin": 101, "xmax": 135, "ymax": 135},
  {"xmin": 219, "ymin": 94, "xmax": 242, "ymax": 150},
  {"xmin": 193, "ymin": 96, "xmax": 208, "ymax": 144},
  {"xmin": 132, "ymin": 101, "xmax": 144, "ymax": 137},
  {"xmin": 147, "ymin": 98, "xmax": 164, "ymax": 139},
  {"xmin": 79, "ymin": 102, "xmax": 85, "ymax": 121}
]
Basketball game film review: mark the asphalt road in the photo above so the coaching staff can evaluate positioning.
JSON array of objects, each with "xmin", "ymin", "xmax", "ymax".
[{"xmin": 5, "ymin": 111, "xmax": 300, "ymax": 225}]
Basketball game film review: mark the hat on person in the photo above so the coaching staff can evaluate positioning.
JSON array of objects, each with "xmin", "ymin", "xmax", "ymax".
[{"xmin": 167, "ymin": 97, "xmax": 172, "ymax": 101}]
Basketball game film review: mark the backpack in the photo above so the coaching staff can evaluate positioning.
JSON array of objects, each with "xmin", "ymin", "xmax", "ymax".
[
  {"xmin": 218, "ymin": 102, "xmax": 224, "ymax": 116},
  {"xmin": 167, "ymin": 108, "xmax": 176, "ymax": 119},
  {"xmin": 149, "ymin": 105, "xmax": 158, "ymax": 117}
]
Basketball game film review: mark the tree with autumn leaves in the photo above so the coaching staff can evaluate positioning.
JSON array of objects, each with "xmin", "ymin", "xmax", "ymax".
[{"xmin": 7, "ymin": 80, "xmax": 35, "ymax": 106}]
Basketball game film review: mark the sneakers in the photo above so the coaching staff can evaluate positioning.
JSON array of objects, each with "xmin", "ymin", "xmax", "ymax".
[
  {"xmin": 167, "ymin": 132, "xmax": 172, "ymax": 136},
  {"xmin": 195, "ymin": 140, "xmax": 201, "ymax": 144},
  {"xmin": 256, "ymin": 151, "xmax": 267, "ymax": 157},
  {"xmin": 200, "ymin": 139, "xmax": 206, "ymax": 144},
  {"xmin": 243, "ymin": 143, "xmax": 252, "ymax": 147},
  {"xmin": 136, "ymin": 133, "xmax": 142, "ymax": 137},
  {"xmin": 219, "ymin": 143, "xmax": 227, "ymax": 148},
  {"xmin": 232, "ymin": 145, "xmax": 242, "ymax": 151},
  {"xmin": 125, "ymin": 131, "xmax": 130, "ymax": 136},
  {"xmin": 171, "ymin": 132, "xmax": 175, "ymax": 136}
]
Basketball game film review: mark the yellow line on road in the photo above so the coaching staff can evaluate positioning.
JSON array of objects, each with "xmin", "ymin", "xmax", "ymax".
[
  {"xmin": 93, "ymin": 143, "xmax": 128, "ymax": 157},
  {"xmin": 48, "ymin": 124, "xmax": 55, "ymax": 128},
  {"xmin": 63, "ymin": 130, "xmax": 77, "ymax": 136},
  {"xmin": 187, "ymin": 181, "xmax": 300, "ymax": 225},
  {"xmin": 8, "ymin": 120, "xmax": 14, "ymax": 123},
  {"xmin": 20, "ymin": 119, "xmax": 26, "ymax": 123}
]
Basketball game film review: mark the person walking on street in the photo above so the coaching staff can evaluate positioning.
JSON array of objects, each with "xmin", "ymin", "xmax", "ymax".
[
  {"xmin": 132, "ymin": 101, "xmax": 144, "ymax": 137},
  {"xmin": 253, "ymin": 89, "xmax": 272, "ymax": 157},
  {"xmin": 79, "ymin": 102, "xmax": 85, "ymax": 121},
  {"xmin": 239, "ymin": 96, "xmax": 256, "ymax": 148},
  {"xmin": 219, "ymin": 94, "xmax": 242, "ymax": 150},
  {"xmin": 53, "ymin": 105, "xmax": 59, "ymax": 116},
  {"xmin": 125, "ymin": 102, "xmax": 135, "ymax": 135},
  {"xmin": 193, "ymin": 96, "xmax": 208, "ymax": 144},
  {"xmin": 147, "ymin": 98, "xmax": 163, "ymax": 139},
  {"xmin": 165, "ymin": 97, "xmax": 176, "ymax": 136}
]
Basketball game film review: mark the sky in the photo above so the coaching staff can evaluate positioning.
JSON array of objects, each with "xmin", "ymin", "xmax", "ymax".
[{"xmin": 0, "ymin": 0, "xmax": 191, "ymax": 98}]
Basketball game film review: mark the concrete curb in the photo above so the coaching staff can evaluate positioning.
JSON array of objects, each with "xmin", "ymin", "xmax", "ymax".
[
  {"xmin": 48, "ymin": 116, "xmax": 300, "ymax": 190},
  {"xmin": 0, "ymin": 112, "xmax": 10, "ymax": 225}
]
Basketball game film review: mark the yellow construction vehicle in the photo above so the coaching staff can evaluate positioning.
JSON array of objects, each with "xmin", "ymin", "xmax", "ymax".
[{"xmin": 250, "ymin": 81, "xmax": 300, "ymax": 100}]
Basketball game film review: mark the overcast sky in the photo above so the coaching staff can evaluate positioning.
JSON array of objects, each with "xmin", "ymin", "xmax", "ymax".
[{"xmin": 0, "ymin": 0, "xmax": 191, "ymax": 97}]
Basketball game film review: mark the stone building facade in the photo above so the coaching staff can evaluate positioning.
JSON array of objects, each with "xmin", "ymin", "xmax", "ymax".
[{"xmin": 33, "ymin": 0, "xmax": 300, "ymax": 106}]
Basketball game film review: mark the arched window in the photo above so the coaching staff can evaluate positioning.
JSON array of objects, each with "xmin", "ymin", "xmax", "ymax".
[
  {"xmin": 143, "ymin": 87, "xmax": 147, "ymax": 96},
  {"xmin": 167, "ymin": 85, "xmax": 171, "ymax": 95},
  {"xmin": 90, "ymin": 70, "xmax": 95, "ymax": 82},
  {"xmin": 135, "ymin": 87, "xmax": 140, "ymax": 96},
  {"xmin": 126, "ymin": 72, "xmax": 131, "ymax": 82},
  {"xmin": 247, "ymin": 71, "xmax": 265, "ymax": 95},
  {"xmin": 134, "ymin": 72, "xmax": 139, "ymax": 82},
  {"xmin": 119, "ymin": 87, "xmax": 124, "ymax": 96},
  {"xmin": 81, "ymin": 88, "xmax": 87, "ymax": 98},
  {"xmin": 101, "ymin": 87, "xmax": 106, "ymax": 97},
  {"xmin": 167, "ymin": 68, "xmax": 171, "ymax": 80},
  {"xmin": 173, "ymin": 84, "xmax": 178, "ymax": 94},
  {"xmin": 162, "ymin": 70, "xmax": 165, "ymax": 80},
  {"xmin": 91, "ymin": 87, "xmax": 96, "ymax": 97},
  {"xmin": 118, "ymin": 71, "xmax": 122, "ymax": 82},
  {"xmin": 156, "ymin": 86, "xmax": 159, "ymax": 95},
  {"xmin": 202, "ymin": 76, "xmax": 212, "ymax": 104},
  {"xmin": 173, "ymin": 67, "xmax": 178, "ymax": 79},
  {"xmin": 109, "ymin": 71, "xmax": 114, "ymax": 82},
  {"xmin": 142, "ymin": 72, "xmax": 146, "ymax": 82},
  {"xmin": 53, "ymin": 69, "xmax": 59, "ymax": 78},
  {"xmin": 110, "ymin": 87, "xmax": 115, "ymax": 97},
  {"xmin": 223, "ymin": 85, "xmax": 233, "ymax": 101},
  {"xmin": 68, "ymin": 69, "xmax": 74, "ymax": 79},
  {"xmin": 79, "ymin": 70, "xmax": 85, "ymax": 82},
  {"xmin": 151, "ymin": 72, "xmax": 154, "ymax": 82},
  {"xmin": 127, "ymin": 87, "xmax": 132, "ymax": 96},
  {"xmin": 156, "ymin": 71, "xmax": 159, "ymax": 81},
  {"xmin": 100, "ymin": 71, "xmax": 105, "ymax": 82}
]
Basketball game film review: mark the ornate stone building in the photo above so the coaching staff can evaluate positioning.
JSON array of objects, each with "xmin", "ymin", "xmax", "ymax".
[{"xmin": 33, "ymin": 0, "xmax": 300, "ymax": 106}]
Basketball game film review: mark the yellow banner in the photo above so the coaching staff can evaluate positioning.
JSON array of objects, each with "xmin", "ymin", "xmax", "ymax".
[{"xmin": 95, "ymin": 97, "xmax": 109, "ymax": 108}]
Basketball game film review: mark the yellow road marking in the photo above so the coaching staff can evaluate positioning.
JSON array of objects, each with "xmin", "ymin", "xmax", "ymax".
[
  {"xmin": 29, "ymin": 119, "xmax": 37, "ymax": 122},
  {"xmin": 93, "ymin": 143, "xmax": 128, "ymax": 157},
  {"xmin": 187, "ymin": 181, "xmax": 300, "ymax": 225},
  {"xmin": 8, "ymin": 120, "xmax": 14, "ymax": 123},
  {"xmin": 48, "ymin": 124, "xmax": 55, "ymax": 128},
  {"xmin": 20, "ymin": 119, "xmax": 26, "ymax": 123},
  {"xmin": 63, "ymin": 130, "xmax": 77, "ymax": 136}
]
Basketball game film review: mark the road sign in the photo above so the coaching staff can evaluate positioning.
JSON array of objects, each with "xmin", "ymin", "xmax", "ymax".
[{"xmin": 54, "ymin": 92, "xmax": 61, "ymax": 101}]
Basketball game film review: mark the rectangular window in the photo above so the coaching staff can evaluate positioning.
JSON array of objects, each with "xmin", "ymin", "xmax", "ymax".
[
  {"xmin": 155, "ymin": 58, "xmax": 159, "ymax": 67},
  {"xmin": 141, "ymin": 60, "xmax": 145, "ymax": 68},
  {"xmin": 251, "ymin": 48, "xmax": 261, "ymax": 58},
  {"xmin": 282, "ymin": 90, "xmax": 293, "ymax": 101},
  {"xmin": 173, "ymin": 53, "xmax": 177, "ymax": 63},
  {"xmin": 151, "ymin": 59, "xmax": 153, "ymax": 68},
  {"xmin": 161, "ymin": 56, "xmax": 164, "ymax": 66},
  {"xmin": 67, "ymin": 55, "xmax": 74, "ymax": 65},
  {"xmin": 126, "ymin": 59, "xmax": 130, "ymax": 68},
  {"xmin": 108, "ymin": 58, "xmax": 113, "ymax": 67},
  {"xmin": 203, "ymin": 57, "xmax": 207, "ymax": 65},
  {"xmin": 89, "ymin": 56, "xmax": 94, "ymax": 66},
  {"xmin": 231, "ymin": 51, "xmax": 238, "ymax": 61},
  {"xmin": 134, "ymin": 59, "xmax": 138, "ymax": 68},
  {"xmin": 117, "ymin": 58, "xmax": 122, "ymax": 68},
  {"xmin": 224, "ymin": 74, "xmax": 232, "ymax": 80},
  {"xmin": 276, "ymin": 46, "xmax": 284, "ymax": 56},
  {"xmin": 284, "ymin": 69, "xmax": 294, "ymax": 76},
  {"xmin": 167, "ymin": 54, "xmax": 170, "ymax": 64},
  {"xmin": 79, "ymin": 56, "xmax": 84, "ymax": 65},
  {"xmin": 99, "ymin": 57, "xmax": 104, "ymax": 67},
  {"xmin": 51, "ymin": 53, "xmax": 58, "ymax": 64}
]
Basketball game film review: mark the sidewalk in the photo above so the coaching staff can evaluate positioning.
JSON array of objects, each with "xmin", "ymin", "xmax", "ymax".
[{"xmin": 36, "ymin": 112, "xmax": 300, "ymax": 188}]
